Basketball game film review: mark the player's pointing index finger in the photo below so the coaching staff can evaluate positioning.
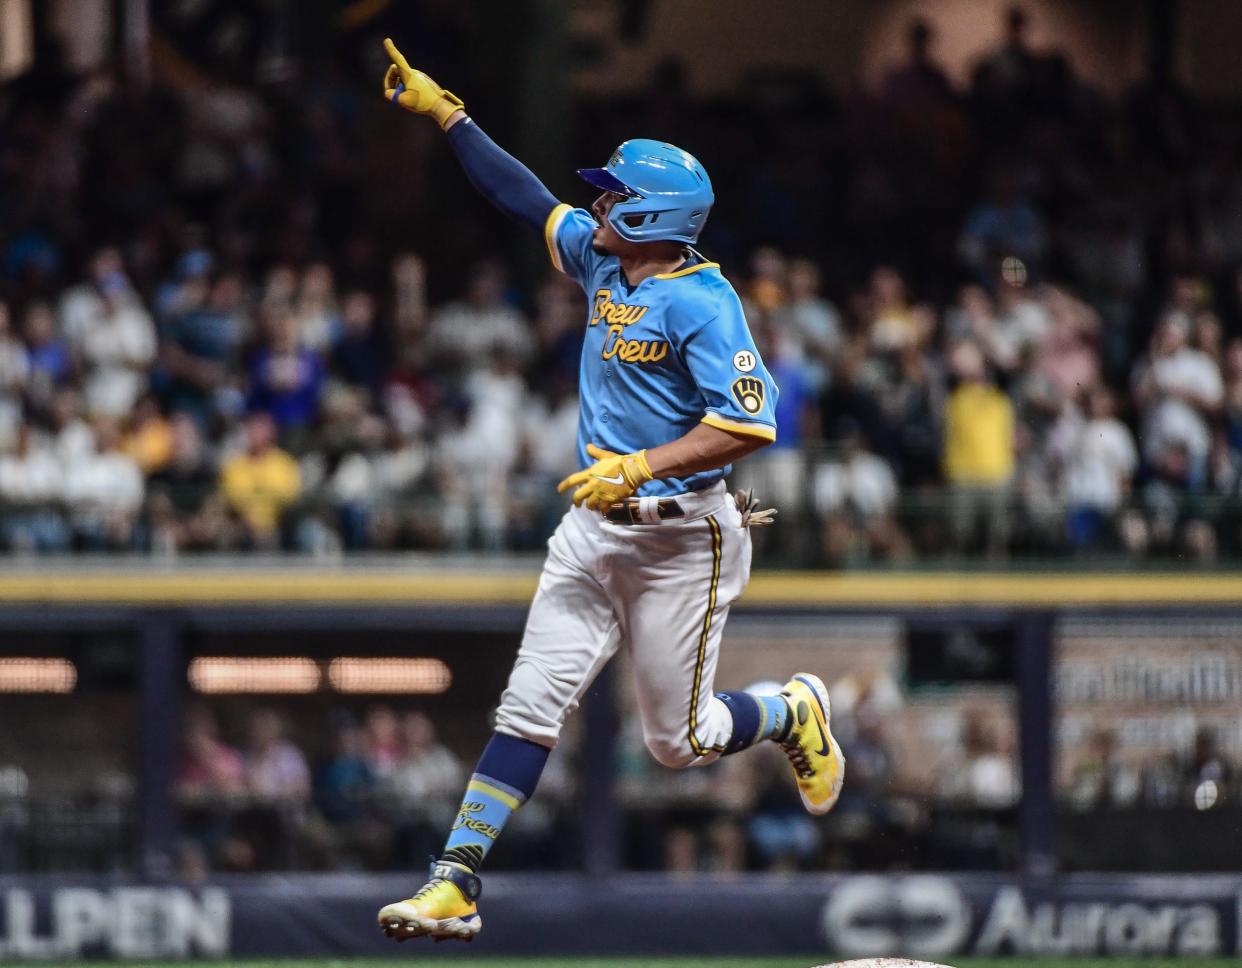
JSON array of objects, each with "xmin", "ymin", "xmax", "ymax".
[{"xmin": 383, "ymin": 38, "xmax": 411, "ymax": 72}]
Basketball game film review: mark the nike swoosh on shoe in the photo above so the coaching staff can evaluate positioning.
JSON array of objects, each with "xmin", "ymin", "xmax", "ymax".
[{"xmin": 794, "ymin": 675, "xmax": 831, "ymax": 756}]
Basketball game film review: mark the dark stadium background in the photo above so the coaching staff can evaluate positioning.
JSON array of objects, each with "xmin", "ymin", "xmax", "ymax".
[{"xmin": 0, "ymin": 0, "xmax": 1240, "ymax": 964}]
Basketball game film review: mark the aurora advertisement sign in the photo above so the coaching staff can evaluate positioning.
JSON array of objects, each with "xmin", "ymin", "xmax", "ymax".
[
  {"xmin": 820, "ymin": 875, "xmax": 1235, "ymax": 959},
  {"xmin": 0, "ymin": 874, "xmax": 1238, "ymax": 959}
]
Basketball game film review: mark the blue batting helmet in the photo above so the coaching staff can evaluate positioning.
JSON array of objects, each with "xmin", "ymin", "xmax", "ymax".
[{"xmin": 577, "ymin": 139, "xmax": 714, "ymax": 244}]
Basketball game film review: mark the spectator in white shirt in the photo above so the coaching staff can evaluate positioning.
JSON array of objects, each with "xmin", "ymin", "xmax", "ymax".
[
  {"xmin": 62, "ymin": 418, "xmax": 144, "ymax": 549},
  {"xmin": 995, "ymin": 274, "xmax": 1052, "ymax": 359},
  {"xmin": 0, "ymin": 425, "xmax": 69, "ymax": 552},
  {"xmin": 812, "ymin": 422, "xmax": 909, "ymax": 563},
  {"xmin": 514, "ymin": 376, "xmax": 579, "ymax": 543},
  {"xmin": 937, "ymin": 710, "xmax": 1021, "ymax": 810},
  {"xmin": 521, "ymin": 380, "xmax": 579, "ymax": 484},
  {"xmin": 435, "ymin": 350, "xmax": 528, "ymax": 549},
  {"xmin": 1051, "ymin": 387, "xmax": 1138, "ymax": 549},
  {"xmin": 58, "ymin": 247, "xmax": 129, "ymax": 347},
  {"xmin": 245, "ymin": 708, "xmax": 311, "ymax": 801},
  {"xmin": 945, "ymin": 283, "xmax": 1019, "ymax": 372},
  {"xmin": 0, "ymin": 425, "xmax": 60, "ymax": 504},
  {"xmin": 0, "ymin": 301, "xmax": 28, "ymax": 452},
  {"xmin": 388, "ymin": 712, "xmax": 464, "ymax": 824},
  {"xmin": 50, "ymin": 388, "xmax": 95, "ymax": 467},
  {"xmin": 1133, "ymin": 314, "xmax": 1223, "ymax": 472},
  {"xmin": 79, "ymin": 273, "xmax": 157, "ymax": 418},
  {"xmin": 294, "ymin": 263, "xmax": 340, "ymax": 353},
  {"xmin": 428, "ymin": 262, "xmax": 533, "ymax": 371}
]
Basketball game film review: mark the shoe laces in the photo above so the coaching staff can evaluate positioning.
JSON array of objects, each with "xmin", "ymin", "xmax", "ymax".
[
  {"xmin": 780, "ymin": 736, "xmax": 814, "ymax": 779},
  {"xmin": 412, "ymin": 879, "xmax": 443, "ymax": 902}
]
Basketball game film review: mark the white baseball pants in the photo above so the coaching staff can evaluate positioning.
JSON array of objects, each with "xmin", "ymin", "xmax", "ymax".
[{"xmin": 495, "ymin": 481, "xmax": 751, "ymax": 768}]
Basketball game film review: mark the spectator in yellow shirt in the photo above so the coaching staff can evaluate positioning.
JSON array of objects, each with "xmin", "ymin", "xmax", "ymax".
[
  {"xmin": 121, "ymin": 395, "xmax": 174, "ymax": 475},
  {"xmin": 943, "ymin": 341, "xmax": 1014, "ymax": 557},
  {"xmin": 221, "ymin": 412, "xmax": 301, "ymax": 548}
]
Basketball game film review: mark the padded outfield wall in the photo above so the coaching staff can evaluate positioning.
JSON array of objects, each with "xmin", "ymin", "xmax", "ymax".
[{"xmin": 0, "ymin": 873, "xmax": 1238, "ymax": 960}]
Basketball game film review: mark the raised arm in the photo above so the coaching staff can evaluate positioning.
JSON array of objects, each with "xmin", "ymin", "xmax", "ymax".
[{"xmin": 383, "ymin": 39, "xmax": 559, "ymax": 234}]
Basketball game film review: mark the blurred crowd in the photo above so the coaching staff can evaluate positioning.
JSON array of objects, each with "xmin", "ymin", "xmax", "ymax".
[
  {"xmin": 5, "ymin": 6, "xmax": 1242, "ymax": 561},
  {"xmin": 169, "ymin": 692, "xmax": 1239, "ymax": 876},
  {"xmin": 172, "ymin": 691, "xmax": 1004, "ymax": 876},
  {"xmin": 1, "ymin": 687, "xmax": 1233, "ymax": 876},
  {"xmin": 626, "ymin": 688, "xmax": 1240, "ymax": 874},
  {"xmin": 1066, "ymin": 723, "xmax": 1238, "ymax": 813},
  {"xmin": 175, "ymin": 703, "xmax": 577, "ymax": 874},
  {"xmin": 0, "ymin": 246, "xmax": 579, "ymax": 554}
]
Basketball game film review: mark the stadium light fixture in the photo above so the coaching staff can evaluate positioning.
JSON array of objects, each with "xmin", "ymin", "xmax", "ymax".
[
  {"xmin": 0, "ymin": 657, "xmax": 76, "ymax": 693},
  {"xmin": 327, "ymin": 657, "xmax": 452, "ymax": 694},
  {"xmin": 188, "ymin": 657, "xmax": 321, "ymax": 694}
]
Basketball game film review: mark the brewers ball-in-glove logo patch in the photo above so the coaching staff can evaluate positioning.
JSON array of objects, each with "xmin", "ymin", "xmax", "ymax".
[{"xmin": 731, "ymin": 376, "xmax": 765, "ymax": 415}]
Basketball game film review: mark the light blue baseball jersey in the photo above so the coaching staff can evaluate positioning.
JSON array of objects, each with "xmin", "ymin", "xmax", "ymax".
[{"xmin": 545, "ymin": 204, "xmax": 778, "ymax": 497}]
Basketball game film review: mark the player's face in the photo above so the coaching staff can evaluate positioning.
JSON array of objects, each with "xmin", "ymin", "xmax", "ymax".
[{"xmin": 590, "ymin": 191, "xmax": 629, "ymax": 254}]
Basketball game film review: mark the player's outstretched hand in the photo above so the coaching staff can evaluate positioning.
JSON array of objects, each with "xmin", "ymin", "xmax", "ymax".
[
  {"xmin": 382, "ymin": 38, "xmax": 466, "ymax": 130},
  {"xmin": 557, "ymin": 443, "xmax": 654, "ymax": 511}
]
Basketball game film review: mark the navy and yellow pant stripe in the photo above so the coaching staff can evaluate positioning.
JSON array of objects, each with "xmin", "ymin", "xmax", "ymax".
[{"xmin": 687, "ymin": 514, "xmax": 725, "ymax": 758}]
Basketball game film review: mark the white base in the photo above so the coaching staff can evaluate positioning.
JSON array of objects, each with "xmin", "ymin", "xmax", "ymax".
[{"xmin": 813, "ymin": 961, "xmax": 957, "ymax": 968}]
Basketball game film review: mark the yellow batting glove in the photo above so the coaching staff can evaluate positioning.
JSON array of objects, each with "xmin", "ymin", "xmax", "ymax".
[
  {"xmin": 557, "ymin": 443, "xmax": 654, "ymax": 511},
  {"xmin": 382, "ymin": 38, "xmax": 465, "ymax": 130}
]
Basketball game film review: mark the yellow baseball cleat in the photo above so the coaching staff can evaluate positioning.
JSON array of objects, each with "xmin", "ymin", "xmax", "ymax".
[
  {"xmin": 377, "ymin": 861, "xmax": 482, "ymax": 942},
  {"xmin": 779, "ymin": 673, "xmax": 845, "ymax": 815}
]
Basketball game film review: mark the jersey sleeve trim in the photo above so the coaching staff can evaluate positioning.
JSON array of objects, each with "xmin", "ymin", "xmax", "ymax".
[
  {"xmin": 701, "ymin": 413, "xmax": 777, "ymax": 442},
  {"xmin": 544, "ymin": 203, "xmax": 573, "ymax": 273}
]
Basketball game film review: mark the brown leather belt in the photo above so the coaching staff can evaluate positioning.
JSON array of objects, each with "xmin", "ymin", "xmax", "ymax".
[{"xmin": 604, "ymin": 498, "xmax": 685, "ymax": 525}]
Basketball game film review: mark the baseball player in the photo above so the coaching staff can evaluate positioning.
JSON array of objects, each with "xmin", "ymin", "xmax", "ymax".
[{"xmin": 377, "ymin": 39, "xmax": 844, "ymax": 942}]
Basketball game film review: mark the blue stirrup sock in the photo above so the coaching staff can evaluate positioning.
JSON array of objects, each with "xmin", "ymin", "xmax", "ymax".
[
  {"xmin": 440, "ymin": 732, "xmax": 549, "ymax": 873},
  {"xmin": 716, "ymin": 691, "xmax": 792, "ymax": 755}
]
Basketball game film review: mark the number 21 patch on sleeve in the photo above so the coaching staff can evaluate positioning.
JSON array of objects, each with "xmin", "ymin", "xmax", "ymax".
[{"xmin": 731, "ymin": 376, "xmax": 765, "ymax": 415}]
